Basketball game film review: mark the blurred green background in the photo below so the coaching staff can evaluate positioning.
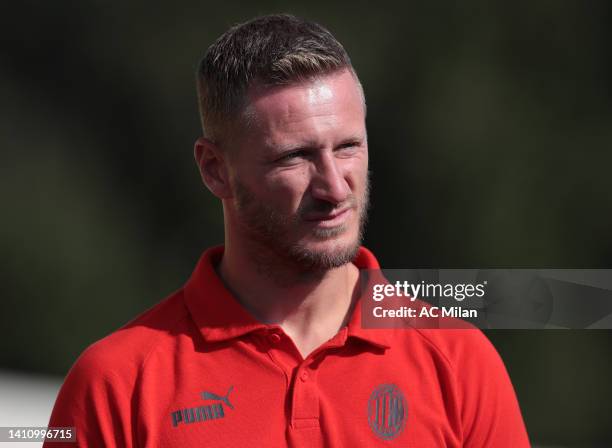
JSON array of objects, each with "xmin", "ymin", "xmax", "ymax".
[{"xmin": 2, "ymin": 1, "xmax": 612, "ymax": 445}]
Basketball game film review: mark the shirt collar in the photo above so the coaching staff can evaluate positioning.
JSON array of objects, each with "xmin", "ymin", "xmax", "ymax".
[
  {"xmin": 344, "ymin": 247, "xmax": 392, "ymax": 349},
  {"xmin": 184, "ymin": 245, "xmax": 390, "ymax": 349},
  {"xmin": 184, "ymin": 246, "xmax": 268, "ymax": 342}
]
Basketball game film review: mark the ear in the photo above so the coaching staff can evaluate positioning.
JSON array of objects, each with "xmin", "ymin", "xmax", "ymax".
[{"xmin": 194, "ymin": 137, "xmax": 233, "ymax": 199}]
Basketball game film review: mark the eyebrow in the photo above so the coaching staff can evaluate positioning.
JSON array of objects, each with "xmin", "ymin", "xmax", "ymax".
[
  {"xmin": 270, "ymin": 135, "xmax": 366, "ymax": 154},
  {"xmin": 271, "ymin": 140, "xmax": 323, "ymax": 154},
  {"xmin": 336, "ymin": 135, "xmax": 366, "ymax": 146}
]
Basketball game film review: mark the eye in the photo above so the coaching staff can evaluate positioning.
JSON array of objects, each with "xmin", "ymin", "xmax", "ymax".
[
  {"xmin": 336, "ymin": 141, "xmax": 360, "ymax": 153},
  {"xmin": 276, "ymin": 149, "xmax": 308, "ymax": 163}
]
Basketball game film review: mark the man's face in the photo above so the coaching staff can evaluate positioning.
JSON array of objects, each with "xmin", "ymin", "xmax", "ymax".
[{"xmin": 226, "ymin": 68, "xmax": 369, "ymax": 271}]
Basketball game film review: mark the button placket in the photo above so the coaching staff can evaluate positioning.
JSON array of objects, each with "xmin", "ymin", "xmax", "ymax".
[{"xmin": 291, "ymin": 362, "xmax": 319, "ymax": 429}]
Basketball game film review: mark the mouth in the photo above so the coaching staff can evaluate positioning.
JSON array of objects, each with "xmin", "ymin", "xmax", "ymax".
[{"xmin": 303, "ymin": 207, "xmax": 353, "ymax": 227}]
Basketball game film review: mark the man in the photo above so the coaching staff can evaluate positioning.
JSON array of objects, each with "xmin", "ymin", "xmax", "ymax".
[{"xmin": 46, "ymin": 14, "xmax": 530, "ymax": 447}]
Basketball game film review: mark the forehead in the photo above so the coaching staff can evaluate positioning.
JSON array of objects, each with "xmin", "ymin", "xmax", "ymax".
[{"xmin": 241, "ymin": 69, "xmax": 366, "ymax": 148}]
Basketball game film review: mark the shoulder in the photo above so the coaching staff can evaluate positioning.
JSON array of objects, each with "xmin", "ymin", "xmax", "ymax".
[
  {"xmin": 46, "ymin": 290, "xmax": 194, "ymax": 446},
  {"xmin": 404, "ymin": 328, "xmax": 529, "ymax": 445},
  {"xmin": 410, "ymin": 327, "xmax": 502, "ymax": 373},
  {"xmin": 68, "ymin": 289, "xmax": 191, "ymax": 385},
  {"xmin": 385, "ymin": 326, "xmax": 512, "ymax": 396}
]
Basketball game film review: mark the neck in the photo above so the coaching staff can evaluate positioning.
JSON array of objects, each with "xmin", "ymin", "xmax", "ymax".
[{"xmin": 218, "ymin": 240, "xmax": 360, "ymax": 358}]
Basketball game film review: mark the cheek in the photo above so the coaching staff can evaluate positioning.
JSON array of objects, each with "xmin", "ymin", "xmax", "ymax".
[
  {"xmin": 261, "ymin": 170, "xmax": 311, "ymax": 209},
  {"xmin": 343, "ymin": 156, "xmax": 369, "ymax": 191}
]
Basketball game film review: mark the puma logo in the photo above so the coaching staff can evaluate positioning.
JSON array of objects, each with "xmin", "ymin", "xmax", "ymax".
[
  {"xmin": 201, "ymin": 386, "xmax": 234, "ymax": 410},
  {"xmin": 170, "ymin": 386, "xmax": 236, "ymax": 428}
]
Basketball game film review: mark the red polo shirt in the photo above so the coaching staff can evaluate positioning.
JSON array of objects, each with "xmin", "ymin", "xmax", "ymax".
[{"xmin": 45, "ymin": 246, "xmax": 529, "ymax": 447}]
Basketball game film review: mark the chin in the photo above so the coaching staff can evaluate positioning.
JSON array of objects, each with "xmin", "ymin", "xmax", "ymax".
[{"xmin": 288, "ymin": 230, "xmax": 361, "ymax": 270}]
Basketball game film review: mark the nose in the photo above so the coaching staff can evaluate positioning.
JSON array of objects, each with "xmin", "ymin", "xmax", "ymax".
[{"xmin": 310, "ymin": 152, "xmax": 350, "ymax": 205}]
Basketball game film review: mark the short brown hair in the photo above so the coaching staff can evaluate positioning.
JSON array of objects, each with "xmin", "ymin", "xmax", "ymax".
[{"xmin": 196, "ymin": 14, "xmax": 359, "ymax": 144}]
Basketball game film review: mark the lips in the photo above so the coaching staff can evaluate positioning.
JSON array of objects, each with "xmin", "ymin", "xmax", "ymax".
[{"xmin": 303, "ymin": 207, "xmax": 352, "ymax": 225}]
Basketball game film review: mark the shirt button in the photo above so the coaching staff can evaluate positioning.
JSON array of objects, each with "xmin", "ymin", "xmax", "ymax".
[
  {"xmin": 268, "ymin": 333, "xmax": 281, "ymax": 344},
  {"xmin": 300, "ymin": 370, "xmax": 309, "ymax": 382}
]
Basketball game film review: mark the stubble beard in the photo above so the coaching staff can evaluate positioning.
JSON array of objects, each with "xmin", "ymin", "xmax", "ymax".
[{"xmin": 233, "ymin": 174, "xmax": 370, "ymax": 274}]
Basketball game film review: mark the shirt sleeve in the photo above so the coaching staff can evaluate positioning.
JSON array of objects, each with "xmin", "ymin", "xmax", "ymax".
[
  {"xmin": 457, "ymin": 330, "xmax": 530, "ymax": 447},
  {"xmin": 43, "ymin": 344, "xmax": 137, "ymax": 448}
]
